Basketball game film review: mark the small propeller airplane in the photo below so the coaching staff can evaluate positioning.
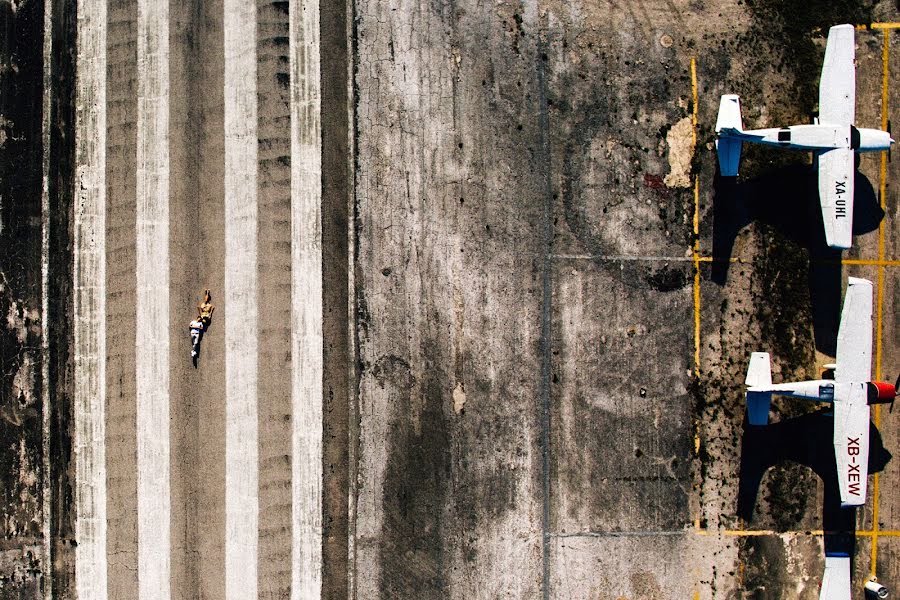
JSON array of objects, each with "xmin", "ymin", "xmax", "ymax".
[
  {"xmin": 743, "ymin": 278, "xmax": 897, "ymax": 509},
  {"xmin": 715, "ymin": 24, "xmax": 894, "ymax": 250}
]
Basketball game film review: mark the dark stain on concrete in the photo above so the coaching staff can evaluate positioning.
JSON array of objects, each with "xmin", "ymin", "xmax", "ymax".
[
  {"xmin": 0, "ymin": 0, "xmax": 49, "ymax": 596},
  {"xmin": 743, "ymin": 0, "xmax": 875, "ymax": 107},
  {"xmin": 549, "ymin": 30, "xmax": 694, "ymax": 292},
  {"xmin": 321, "ymin": 0, "xmax": 352, "ymax": 593},
  {"xmin": 644, "ymin": 263, "xmax": 689, "ymax": 292},
  {"xmin": 46, "ymin": 0, "xmax": 79, "ymax": 592},
  {"xmin": 739, "ymin": 535, "xmax": 789, "ymax": 599},
  {"xmin": 378, "ymin": 353, "xmax": 451, "ymax": 598}
]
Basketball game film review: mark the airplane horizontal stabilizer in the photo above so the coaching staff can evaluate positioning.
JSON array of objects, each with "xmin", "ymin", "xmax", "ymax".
[
  {"xmin": 716, "ymin": 138, "xmax": 742, "ymax": 177},
  {"xmin": 746, "ymin": 392, "xmax": 772, "ymax": 426}
]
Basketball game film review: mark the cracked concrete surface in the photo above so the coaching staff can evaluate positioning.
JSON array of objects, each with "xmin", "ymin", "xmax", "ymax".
[{"xmin": 2, "ymin": 0, "xmax": 900, "ymax": 598}]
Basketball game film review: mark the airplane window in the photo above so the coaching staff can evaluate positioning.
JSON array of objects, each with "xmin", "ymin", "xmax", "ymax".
[{"xmin": 777, "ymin": 129, "xmax": 791, "ymax": 142}]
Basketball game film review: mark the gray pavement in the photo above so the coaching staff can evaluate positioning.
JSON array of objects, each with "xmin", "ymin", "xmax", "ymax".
[{"xmin": 3, "ymin": 0, "xmax": 900, "ymax": 599}]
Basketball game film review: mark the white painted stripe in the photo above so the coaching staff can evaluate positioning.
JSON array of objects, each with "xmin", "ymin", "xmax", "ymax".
[
  {"xmin": 290, "ymin": 0, "xmax": 324, "ymax": 596},
  {"xmin": 74, "ymin": 0, "xmax": 108, "ymax": 597},
  {"xmin": 224, "ymin": 1, "xmax": 258, "ymax": 598},
  {"xmin": 136, "ymin": 0, "xmax": 171, "ymax": 598},
  {"xmin": 40, "ymin": 0, "xmax": 53, "ymax": 594}
]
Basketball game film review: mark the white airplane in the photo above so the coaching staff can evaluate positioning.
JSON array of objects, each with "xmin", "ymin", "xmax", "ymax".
[
  {"xmin": 715, "ymin": 24, "xmax": 894, "ymax": 250},
  {"xmin": 744, "ymin": 278, "xmax": 897, "ymax": 508}
]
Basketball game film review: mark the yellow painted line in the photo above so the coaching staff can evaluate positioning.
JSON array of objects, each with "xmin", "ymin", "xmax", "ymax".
[
  {"xmin": 690, "ymin": 59, "xmax": 702, "ymax": 537},
  {"xmin": 870, "ymin": 27, "xmax": 890, "ymax": 580},
  {"xmin": 692, "ymin": 57, "xmax": 701, "ymax": 379},
  {"xmin": 694, "ymin": 528, "xmax": 900, "ymax": 538},
  {"xmin": 690, "ymin": 23, "xmax": 897, "ymax": 585},
  {"xmin": 696, "ymin": 257, "xmax": 900, "ymax": 266},
  {"xmin": 865, "ymin": 22, "xmax": 900, "ymax": 30},
  {"xmin": 843, "ymin": 259, "xmax": 900, "ymax": 266}
]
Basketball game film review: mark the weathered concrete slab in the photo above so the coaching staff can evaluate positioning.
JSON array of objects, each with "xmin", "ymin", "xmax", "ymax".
[
  {"xmin": 8, "ymin": 0, "xmax": 900, "ymax": 598},
  {"xmin": 352, "ymin": 0, "xmax": 547, "ymax": 596},
  {"xmin": 551, "ymin": 260, "xmax": 693, "ymax": 534},
  {"xmin": 737, "ymin": 534, "xmax": 826, "ymax": 599},
  {"xmin": 549, "ymin": 533, "xmax": 739, "ymax": 600}
]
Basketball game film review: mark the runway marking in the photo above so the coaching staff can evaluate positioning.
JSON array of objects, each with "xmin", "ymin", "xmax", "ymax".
[
  {"xmin": 136, "ymin": 0, "xmax": 171, "ymax": 596},
  {"xmin": 290, "ymin": 0, "xmax": 324, "ymax": 596},
  {"xmin": 224, "ymin": 0, "xmax": 259, "ymax": 597},
  {"xmin": 40, "ymin": 0, "xmax": 53, "ymax": 593},
  {"xmin": 73, "ymin": 0, "xmax": 108, "ymax": 597}
]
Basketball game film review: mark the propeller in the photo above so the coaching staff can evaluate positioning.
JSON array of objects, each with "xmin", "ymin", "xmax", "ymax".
[
  {"xmin": 888, "ymin": 120, "xmax": 892, "ymax": 163},
  {"xmin": 892, "ymin": 371, "xmax": 899, "ymax": 413}
]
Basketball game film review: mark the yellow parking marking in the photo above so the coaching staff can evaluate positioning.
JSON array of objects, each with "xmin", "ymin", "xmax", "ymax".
[
  {"xmin": 869, "ymin": 26, "xmax": 891, "ymax": 580},
  {"xmin": 692, "ymin": 26, "xmax": 898, "ymax": 587},
  {"xmin": 843, "ymin": 259, "xmax": 900, "ymax": 266},
  {"xmin": 692, "ymin": 57, "xmax": 701, "ymax": 379},
  {"xmin": 693, "ymin": 528, "xmax": 900, "ymax": 538},
  {"xmin": 860, "ymin": 22, "xmax": 900, "ymax": 30},
  {"xmin": 697, "ymin": 256, "xmax": 900, "ymax": 266},
  {"xmin": 691, "ymin": 58, "xmax": 703, "ymax": 539}
]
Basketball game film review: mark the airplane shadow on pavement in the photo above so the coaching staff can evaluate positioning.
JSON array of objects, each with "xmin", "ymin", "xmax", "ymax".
[
  {"xmin": 737, "ymin": 408, "xmax": 892, "ymax": 561},
  {"xmin": 711, "ymin": 163, "xmax": 882, "ymax": 356}
]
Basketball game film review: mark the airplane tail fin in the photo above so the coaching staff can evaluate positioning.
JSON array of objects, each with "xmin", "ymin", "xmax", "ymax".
[
  {"xmin": 745, "ymin": 352, "xmax": 772, "ymax": 387},
  {"xmin": 745, "ymin": 352, "xmax": 772, "ymax": 425},
  {"xmin": 715, "ymin": 95, "xmax": 744, "ymax": 176},
  {"xmin": 715, "ymin": 95, "xmax": 744, "ymax": 133}
]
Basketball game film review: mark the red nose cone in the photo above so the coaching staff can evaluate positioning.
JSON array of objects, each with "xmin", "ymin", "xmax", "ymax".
[{"xmin": 873, "ymin": 381, "xmax": 896, "ymax": 401}]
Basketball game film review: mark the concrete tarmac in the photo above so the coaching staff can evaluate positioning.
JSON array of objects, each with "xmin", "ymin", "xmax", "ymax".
[{"xmin": 4, "ymin": 0, "xmax": 900, "ymax": 598}]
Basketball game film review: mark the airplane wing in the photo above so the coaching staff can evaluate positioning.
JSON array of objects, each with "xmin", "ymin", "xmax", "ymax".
[
  {"xmin": 817, "ymin": 148, "xmax": 854, "ymax": 250},
  {"xmin": 833, "ymin": 386, "xmax": 870, "ymax": 507},
  {"xmin": 819, "ymin": 24, "xmax": 855, "ymax": 126},
  {"xmin": 834, "ymin": 277, "xmax": 873, "ymax": 383},
  {"xmin": 819, "ymin": 554, "xmax": 851, "ymax": 600}
]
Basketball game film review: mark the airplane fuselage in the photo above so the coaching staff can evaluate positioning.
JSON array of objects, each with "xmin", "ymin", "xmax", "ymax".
[
  {"xmin": 721, "ymin": 124, "xmax": 892, "ymax": 152},
  {"xmin": 747, "ymin": 379, "xmax": 896, "ymax": 403}
]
